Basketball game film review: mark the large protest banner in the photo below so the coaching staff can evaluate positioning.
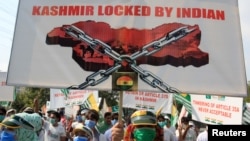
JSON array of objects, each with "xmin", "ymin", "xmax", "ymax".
[
  {"xmin": 7, "ymin": 0, "xmax": 247, "ymax": 96},
  {"xmin": 50, "ymin": 89, "xmax": 98, "ymax": 109},
  {"xmin": 191, "ymin": 94, "xmax": 243, "ymax": 125},
  {"xmin": 0, "ymin": 72, "xmax": 14, "ymax": 101},
  {"xmin": 123, "ymin": 91, "xmax": 172, "ymax": 114}
]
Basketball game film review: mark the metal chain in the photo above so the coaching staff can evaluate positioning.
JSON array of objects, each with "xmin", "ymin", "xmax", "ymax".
[{"xmin": 65, "ymin": 25, "xmax": 196, "ymax": 92}]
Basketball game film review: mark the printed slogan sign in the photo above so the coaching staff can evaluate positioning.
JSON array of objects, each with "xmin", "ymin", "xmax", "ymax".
[
  {"xmin": 123, "ymin": 91, "xmax": 173, "ymax": 114},
  {"xmin": 7, "ymin": 0, "xmax": 246, "ymax": 96},
  {"xmin": 50, "ymin": 89, "xmax": 98, "ymax": 109},
  {"xmin": 191, "ymin": 94, "xmax": 243, "ymax": 125}
]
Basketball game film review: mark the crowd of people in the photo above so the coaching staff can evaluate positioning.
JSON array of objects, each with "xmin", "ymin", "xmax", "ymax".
[{"xmin": 0, "ymin": 105, "xmax": 207, "ymax": 141}]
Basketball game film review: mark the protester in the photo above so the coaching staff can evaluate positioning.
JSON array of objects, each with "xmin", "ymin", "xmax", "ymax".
[
  {"xmin": 72, "ymin": 109, "xmax": 89, "ymax": 129},
  {"xmin": 43, "ymin": 111, "xmax": 66, "ymax": 141},
  {"xmin": 0, "ymin": 106, "xmax": 6, "ymax": 124},
  {"xmin": 84, "ymin": 109, "xmax": 99, "ymax": 141},
  {"xmin": 189, "ymin": 121, "xmax": 200, "ymax": 137},
  {"xmin": 163, "ymin": 127, "xmax": 176, "ymax": 141},
  {"xmin": 80, "ymin": 109, "xmax": 89, "ymax": 124},
  {"xmin": 5, "ymin": 109, "xmax": 15, "ymax": 118},
  {"xmin": 47, "ymin": 109, "xmax": 57, "ymax": 119},
  {"xmin": 0, "ymin": 106, "xmax": 7, "ymax": 139},
  {"xmin": 15, "ymin": 112, "xmax": 42, "ymax": 141},
  {"xmin": 23, "ymin": 107, "xmax": 34, "ymax": 114},
  {"xmin": 96, "ymin": 112, "xmax": 112, "ymax": 134},
  {"xmin": 122, "ymin": 110, "xmax": 163, "ymax": 141},
  {"xmin": 164, "ymin": 115, "xmax": 176, "ymax": 135},
  {"xmin": 157, "ymin": 114, "xmax": 166, "ymax": 128},
  {"xmin": 111, "ymin": 112, "xmax": 119, "ymax": 125},
  {"xmin": 0, "ymin": 113, "xmax": 37, "ymax": 141},
  {"xmin": 196, "ymin": 125, "xmax": 207, "ymax": 141},
  {"xmin": 177, "ymin": 117, "xmax": 196, "ymax": 141},
  {"xmin": 72, "ymin": 124, "xmax": 94, "ymax": 141},
  {"xmin": 59, "ymin": 108, "xmax": 66, "ymax": 128},
  {"xmin": 70, "ymin": 109, "xmax": 90, "ymax": 140},
  {"xmin": 0, "ymin": 117, "xmax": 19, "ymax": 141}
]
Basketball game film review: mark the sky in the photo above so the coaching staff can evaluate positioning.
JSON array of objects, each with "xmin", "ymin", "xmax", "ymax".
[{"xmin": 0, "ymin": 0, "xmax": 250, "ymax": 82}]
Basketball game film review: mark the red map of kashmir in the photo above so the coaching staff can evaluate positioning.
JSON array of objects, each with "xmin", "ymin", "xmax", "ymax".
[{"xmin": 46, "ymin": 20, "xmax": 208, "ymax": 71}]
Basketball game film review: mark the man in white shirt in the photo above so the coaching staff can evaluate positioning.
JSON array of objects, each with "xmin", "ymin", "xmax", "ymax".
[
  {"xmin": 164, "ymin": 115, "xmax": 176, "ymax": 135},
  {"xmin": 44, "ymin": 111, "xmax": 66, "ymax": 141},
  {"xmin": 177, "ymin": 117, "xmax": 196, "ymax": 141},
  {"xmin": 164, "ymin": 127, "xmax": 177, "ymax": 141},
  {"xmin": 196, "ymin": 125, "xmax": 207, "ymax": 141}
]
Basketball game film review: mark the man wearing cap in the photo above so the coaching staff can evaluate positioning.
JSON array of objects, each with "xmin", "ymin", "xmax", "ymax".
[
  {"xmin": 0, "ymin": 115, "xmax": 20, "ymax": 141},
  {"xmin": 6, "ymin": 109, "xmax": 15, "ymax": 118},
  {"xmin": 0, "ymin": 113, "xmax": 37, "ymax": 141},
  {"xmin": 71, "ymin": 124, "xmax": 94, "ymax": 141},
  {"xmin": 0, "ymin": 118, "xmax": 18, "ymax": 141},
  {"xmin": 23, "ymin": 107, "xmax": 34, "ymax": 114},
  {"xmin": 125, "ymin": 110, "xmax": 163, "ymax": 141},
  {"xmin": 72, "ymin": 109, "xmax": 89, "ymax": 129},
  {"xmin": 164, "ymin": 115, "xmax": 176, "ymax": 135}
]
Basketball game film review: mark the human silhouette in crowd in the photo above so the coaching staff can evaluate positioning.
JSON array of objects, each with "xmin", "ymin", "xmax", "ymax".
[
  {"xmin": 111, "ymin": 112, "xmax": 119, "ymax": 125},
  {"xmin": 84, "ymin": 109, "xmax": 99, "ymax": 141},
  {"xmin": 0, "ymin": 106, "xmax": 6, "ymax": 124},
  {"xmin": 72, "ymin": 124, "xmax": 94, "ymax": 141},
  {"xmin": 155, "ymin": 114, "xmax": 177, "ymax": 141},
  {"xmin": 157, "ymin": 114, "xmax": 166, "ymax": 128},
  {"xmin": 43, "ymin": 110, "xmax": 66, "ymax": 141},
  {"xmin": 196, "ymin": 125, "xmax": 208, "ymax": 141},
  {"xmin": 0, "ymin": 112, "xmax": 40, "ymax": 141},
  {"xmin": 177, "ymin": 117, "xmax": 196, "ymax": 141},
  {"xmin": 119, "ymin": 110, "xmax": 164, "ymax": 141},
  {"xmin": 164, "ymin": 115, "xmax": 176, "ymax": 135},
  {"xmin": 5, "ymin": 109, "xmax": 15, "ymax": 118},
  {"xmin": 96, "ymin": 112, "xmax": 112, "ymax": 134},
  {"xmin": 72, "ymin": 109, "xmax": 89, "ymax": 129},
  {"xmin": 59, "ymin": 108, "xmax": 66, "ymax": 128}
]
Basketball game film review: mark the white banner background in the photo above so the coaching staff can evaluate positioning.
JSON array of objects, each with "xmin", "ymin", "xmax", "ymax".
[
  {"xmin": 7, "ymin": 0, "xmax": 247, "ymax": 96},
  {"xmin": 0, "ymin": 72, "xmax": 14, "ymax": 101},
  {"xmin": 191, "ymin": 94, "xmax": 243, "ymax": 125},
  {"xmin": 123, "ymin": 91, "xmax": 173, "ymax": 114},
  {"xmin": 50, "ymin": 89, "xmax": 98, "ymax": 109}
]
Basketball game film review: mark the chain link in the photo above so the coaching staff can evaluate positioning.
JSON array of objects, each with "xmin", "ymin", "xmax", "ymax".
[{"xmin": 65, "ymin": 25, "xmax": 196, "ymax": 92}]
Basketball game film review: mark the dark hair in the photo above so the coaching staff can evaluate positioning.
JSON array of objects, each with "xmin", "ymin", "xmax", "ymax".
[
  {"xmin": 112, "ymin": 112, "xmax": 119, "ymax": 120},
  {"xmin": 104, "ymin": 112, "xmax": 112, "ymax": 118},
  {"xmin": 157, "ymin": 114, "xmax": 164, "ymax": 120},
  {"xmin": 88, "ymin": 109, "xmax": 99, "ymax": 121},
  {"xmin": 181, "ymin": 117, "xmax": 189, "ymax": 124},
  {"xmin": 50, "ymin": 111, "xmax": 61, "ymax": 121},
  {"xmin": 0, "ymin": 106, "xmax": 6, "ymax": 114}
]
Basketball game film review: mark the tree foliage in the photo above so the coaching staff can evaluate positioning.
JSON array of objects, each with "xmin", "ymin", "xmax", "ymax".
[{"xmin": 11, "ymin": 87, "xmax": 50, "ymax": 112}]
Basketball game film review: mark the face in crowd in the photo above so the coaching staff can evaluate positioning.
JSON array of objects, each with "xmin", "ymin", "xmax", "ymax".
[
  {"xmin": 84, "ymin": 109, "xmax": 99, "ymax": 130},
  {"xmin": 130, "ymin": 110, "xmax": 157, "ymax": 141},
  {"xmin": 73, "ymin": 124, "xmax": 93, "ymax": 141},
  {"xmin": 104, "ymin": 112, "xmax": 112, "ymax": 125},
  {"xmin": 48, "ymin": 111, "xmax": 60, "ymax": 126}
]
